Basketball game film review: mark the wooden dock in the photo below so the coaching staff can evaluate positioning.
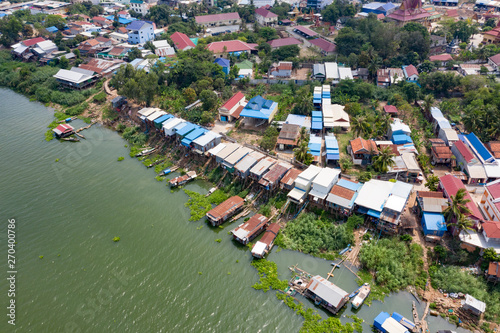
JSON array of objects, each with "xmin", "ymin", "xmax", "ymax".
[{"xmin": 327, "ymin": 256, "xmax": 346, "ymax": 280}]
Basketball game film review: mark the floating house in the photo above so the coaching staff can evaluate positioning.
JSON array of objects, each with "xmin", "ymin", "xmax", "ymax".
[
  {"xmin": 206, "ymin": 196, "xmax": 245, "ymax": 226},
  {"xmin": 52, "ymin": 124, "xmax": 74, "ymax": 138},
  {"xmin": 287, "ymin": 165, "xmax": 322, "ymax": 204},
  {"xmin": 234, "ymin": 151, "xmax": 265, "ymax": 178},
  {"xmin": 304, "ymin": 275, "xmax": 349, "ymax": 314},
  {"xmin": 231, "ymin": 214, "xmax": 269, "ymax": 245},
  {"xmin": 251, "ymin": 223, "xmax": 280, "ymax": 258},
  {"xmin": 326, "ymin": 178, "xmax": 363, "ymax": 215}
]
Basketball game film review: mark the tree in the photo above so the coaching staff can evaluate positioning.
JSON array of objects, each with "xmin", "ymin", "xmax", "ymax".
[
  {"xmin": 258, "ymin": 27, "xmax": 278, "ymax": 41},
  {"xmin": 199, "ymin": 90, "xmax": 217, "ymax": 111},
  {"xmin": 144, "ymin": 41, "xmax": 156, "ymax": 53},
  {"xmin": 372, "ymin": 145, "xmax": 395, "ymax": 173},
  {"xmin": 183, "ymin": 87, "xmax": 197, "ymax": 104},
  {"xmin": 339, "ymin": 156, "xmax": 353, "ymax": 173},
  {"xmin": 271, "ymin": 44, "xmax": 300, "ymax": 61},
  {"xmin": 0, "ymin": 16, "xmax": 23, "ymax": 46},
  {"xmin": 425, "ymin": 175, "xmax": 439, "ymax": 191},
  {"xmin": 350, "ymin": 116, "xmax": 370, "ymax": 138},
  {"xmin": 292, "ymin": 86, "xmax": 313, "ymax": 115},
  {"xmin": 44, "ymin": 15, "xmax": 66, "ymax": 30},
  {"xmin": 403, "ymin": 82, "xmax": 420, "ymax": 103},
  {"xmin": 454, "ymin": 216, "xmax": 474, "ymax": 236},
  {"xmin": 443, "ymin": 188, "xmax": 472, "ymax": 224},
  {"xmin": 127, "ymin": 47, "xmax": 142, "ymax": 61},
  {"xmin": 59, "ymin": 56, "xmax": 69, "ymax": 69},
  {"xmin": 260, "ymin": 125, "xmax": 279, "ymax": 151},
  {"xmin": 422, "ymin": 94, "xmax": 434, "ymax": 118},
  {"xmin": 294, "ymin": 141, "xmax": 313, "ymax": 165}
]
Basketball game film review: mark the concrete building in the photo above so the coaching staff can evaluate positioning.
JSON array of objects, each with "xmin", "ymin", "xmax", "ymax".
[{"xmin": 126, "ymin": 20, "xmax": 154, "ymax": 44}]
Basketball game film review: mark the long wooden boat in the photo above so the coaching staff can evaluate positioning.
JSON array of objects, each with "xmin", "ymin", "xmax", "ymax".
[
  {"xmin": 351, "ymin": 283, "xmax": 370, "ymax": 309},
  {"xmin": 169, "ymin": 171, "xmax": 197, "ymax": 187}
]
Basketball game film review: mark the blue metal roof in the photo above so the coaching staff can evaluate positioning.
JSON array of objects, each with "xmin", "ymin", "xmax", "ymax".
[
  {"xmin": 311, "ymin": 111, "xmax": 322, "ymax": 118},
  {"xmin": 392, "ymin": 312, "xmax": 404, "ymax": 322},
  {"xmin": 154, "ymin": 114, "xmax": 173, "ymax": 125},
  {"xmin": 392, "ymin": 134, "xmax": 413, "ymax": 145},
  {"xmin": 214, "ymin": 57, "xmax": 230, "ymax": 67},
  {"xmin": 381, "ymin": 2, "xmax": 398, "ymax": 10},
  {"xmin": 325, "ymin": 136, "xmax": 338, "ymax": 149},
  {"xmin": 184, "ymin": 127, "xmax": 206, "ymax": 141},
  {"xmin": 466, "ymin": 132, "xmax": 494, "ymax": 163},
  {"xmin": 311, "ymin": 121, "xmax": 323, "ymax": 130},
  {"xmin": 326, "ymin": 153, "xmax": 340, "ymax": 160},
  {"xmin": 337, "ymin": 179, "xmax": 363, "ymax": 192},
  {"xmin": 367, "ymin": 209, "xmax": 381, "ymax": 218},
  {"xmin": 176, "ymin": 122, "xmax": 196, "ymax": 136},
  {"xmin": 126, "ymin": 20, "xmax": 151, "ymax": 31},
  {"xmin": 239, "ymin": 95, "xmax": 278, "ymax": 120},
  {"xmin": 46, "ymin": 26, "xmax": 58, "ymax": 33}
]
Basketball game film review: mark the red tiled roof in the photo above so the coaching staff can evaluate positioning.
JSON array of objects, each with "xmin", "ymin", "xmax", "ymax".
[
  {"xmin": 22, "ymin": 37, "xmax": 45, "ymax": 47},
  {"xmin": 118, "ymin": 27, "xmax": 127, "ymax": 33},
  {"xmin": 488, "ymin": 261, "xmax": 500, "ymax": 277},
  {"xmin": 255, "ymin": 7, "xmax": 278, "ymax": 18},
  {"xmin": 432, "ymin": 145, "xmax": 452, "ymax": 159},
  {"xmin": 404, "ymin": 64, "xmax": 418, "ymax": 77},
  {"xmin": 446, "ymin": 9, "xmax": 458, "ymax": 17},
  {"xmin": 221, "ymin": 92, "xmax": 245, "ymax": 111},
  {"xmin": 384, "ymin": 105, "xmax": 398, "ymax": 114},
  {"xmin": 108, "ymin": 47, "xmax": 125, "ymax": 56},
  {"xmin": 350, "ymin": 137, "xmax": 378, "ymax": 155},
  {"xmin": 486, "ymin": 181, "xmax": 500, "ymax": 200},
  {"xmin": 170, "ymin": 31, "xmax": 195, "ymax": 50},
  {"xmin": 429, "ymin": 138, "xmax": 446, "ymax": 146},
  {"xmin": 439, "ymin": 174, "xmax": 483, "ymax": 221},
  {"xmin": 417, "ymin": 191, "xmax": 444, "ymax": 198},
  {"xmin": 277, "ymin": 62, "xmax": 292, "ymax": 70},
  {"xmin": 231, "ymin": 105, "xmax": 244, "ymax": 119},
  {"xmin": 454, "ymin": 140, "xmax": 475, "ymax": 163},
  {"xmin": 96, "ymin": 36, "xmax": 111, "ymax": 43},
  {"xmin": 483, "ymin": 221, "xmax": 500, "ymax": 239},
  {"xmin": 195, "ymin": 12, "xmax": 240, "ymax": 24},
  {"xmin": 93, "ymin": 16, "xmax": 109, "ymax": 22},
  {"xmin": 309, "ymin": 38, "xmax": 336, "ymax": 53},
  {"xmin": 267, "ymin": 37, "xmax": 301, "ymax": 48},
  {"xmin": 262, "ymin": 163, "xmax": 290, "ymax": 183},
  {"xmin": 82, "ymin": 39, "xmax": 100, "ymax": 47},
  {"xmin": 377, "ymin": 13, "xmax": 385, "ymax": 20},
  {"xmin": 293, "ymin": 25, "xmax": 318, "ymax": 37},
  {"xmin": 207, "ymin": 40, "xmax": 254, "ymax": 53},
  {"xmin": 54, "ymin": 124, "xmax": 74, "ymax": 134},
  {"xmin": 490, "ymin": 54, "xmax": 500, "ymax": 66},
  {"xmin": 429, "ymin": 53, "xmax": 453, "ymax": 62},
  {"xmin": 329, "ymin": 184, "xmax": 355, "ymax": 200}
]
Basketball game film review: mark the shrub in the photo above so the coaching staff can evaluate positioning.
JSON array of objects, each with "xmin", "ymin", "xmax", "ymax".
[{"xmin": 93, "ymin": 91, "xmax": 107, "ymax": 104}]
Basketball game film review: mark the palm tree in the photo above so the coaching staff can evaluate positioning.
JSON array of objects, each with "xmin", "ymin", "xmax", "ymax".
[
  {"xmin": 294, "ymin": 142, "xmax": 313, "ymax": 165},
  {"xmin": 367, "ymin": 55, "xmax": 382, "ymax": 79},
  {"xmin": 443, "ymin": 188, "xmax": 472, "ymax": 224},
  {"xmin": 422, "ymin": 94, "xmax": 434, "ymax": 119},
  {"xmin": 298, "ymin": 127, "xmax": 308, "ymax": 146},
  {"xmin": 454, "ymin": 216, "xmax": 474, "ymax": 236},
  {"xmin": 372, "ymin": 146, "xmax": 396, "ymax": 173},
  {"xmin": 351, "ymin": 116, "xmax": 370, "ymax": 138}
]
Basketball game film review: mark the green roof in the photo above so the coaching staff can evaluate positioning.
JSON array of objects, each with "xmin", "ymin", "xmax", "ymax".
[
  {"xmin": 189, "ymin": 37, "xmax": 198, "ymax": 46},
  {"xmin": 235, "ymin": 60, "xmax": 253, "ymax": 70}
]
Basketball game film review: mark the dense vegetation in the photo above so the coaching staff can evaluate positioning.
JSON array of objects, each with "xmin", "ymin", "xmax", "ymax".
[
  {"xmin": 430, "ymin": 266, "xmax": 500, "ymax": 323},
  {"xmin": 275, "ymin": 213, "xmax": 355, "ymax": 258},
  {"xmin": 359, "ymin": 237, "xmax": 426, "ymax": 291}
]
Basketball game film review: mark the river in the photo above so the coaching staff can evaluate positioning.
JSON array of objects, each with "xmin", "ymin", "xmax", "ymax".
[{"xmin": 0, "ymin": 88, "xmax": 470, "ymax": 332}]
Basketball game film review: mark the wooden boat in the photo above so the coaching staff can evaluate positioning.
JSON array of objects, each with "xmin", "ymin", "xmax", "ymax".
[
  {"xmin": 351, "ymin": 283, "xmax": 370, "ymax": 309},
  {"xmin": 159, "ymin": 168, "xmax": 172, "ymax": 176},
  {"xmin": 348, "ymin": 285, "xmax": 363, "ymax": 299},
  {"xmin": 169, "ymin": 171, "xmax": 197, "ymax": 187},
  {"xmin": 135, "ymin": 148, "xmax": 155, "ymax": 157},
  {"xmin": 205, "ymin": 187, "xmax": 217, "ymax": 197}
]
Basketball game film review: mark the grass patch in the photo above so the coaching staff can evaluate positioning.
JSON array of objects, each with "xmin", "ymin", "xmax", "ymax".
[{"xmin": 45, "ymin": 129, "xmax": 54, "ymax": 141}]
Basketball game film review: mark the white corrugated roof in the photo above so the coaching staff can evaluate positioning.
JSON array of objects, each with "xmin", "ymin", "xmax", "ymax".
[
  {"xmin": 384, "ymin": 195, "xmax": 407, "ymax": 212},
  {"xmin": 465, "ymin": 294, "xmax": 486, "ymax": 313},
  {"xmin": 163, "ymin": 118, "xmax": 184, "ymax": 131},
  {"xmin": 338, "ymin": 67, "xmax": 353, "ymax": 80},
  {"xmin": 53, "ymin": 68, "xmax": 93, "ymax": 84},
  {"xmin": 207, "ymin": 142, "xmax": 226, "ymax": 156},
  {"xmin": 355, "ymin": 179, "xmax": 394, "ymax": 212},
  {"xmin": 324, "ymin": 62, "xmax": 339, "ymax": 79},
  {"xmin": 307, "ymin": 275, "xmax": 348, "ymax": 308},
  {"xmin": 192, "ymin": 131, "xmax": 220, "ymax": 147},
  {"xmin": 251, "ymin": 241, "xmax": 267, "ymax": 256},
  {"xmin": 215, "ymin": 143, "xmax": 241, "ymax": 160},
  {"xmin": 298, "ymin": 165, "xmax": 322, "ymax": 182},
  {"xmin": 287, "ymin": 187, "xmax": 307, "ymax": 202},
  {"xmin": 401, "ymin": 153, "xmax": 420, "ymax": 171},
  {"xmin": 466, "ymin": 164, "xmax": 486, "ymax": 179}
]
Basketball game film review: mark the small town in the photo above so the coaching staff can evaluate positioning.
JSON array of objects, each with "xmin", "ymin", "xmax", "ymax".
[{"xmin": 2, "ymin": 0, "xmax": 500, "ymax": 331}]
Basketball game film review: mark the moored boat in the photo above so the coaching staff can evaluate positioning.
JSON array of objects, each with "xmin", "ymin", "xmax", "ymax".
[
  {"xmin": 169, "ymin": 171, "xmax": 197, "ymax": 187},
  {"xmin": 135, "ymin": 148, "xmax": 155, "ymax": 157},
  {"xmin": 351, "ymin": 283, "xmax": 370, "ymax": 309}
]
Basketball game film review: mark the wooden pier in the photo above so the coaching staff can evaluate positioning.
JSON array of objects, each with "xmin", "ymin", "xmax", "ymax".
[{"xmin": 326, "ymin": 256, "xmax": 346, "ymax": 280}]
